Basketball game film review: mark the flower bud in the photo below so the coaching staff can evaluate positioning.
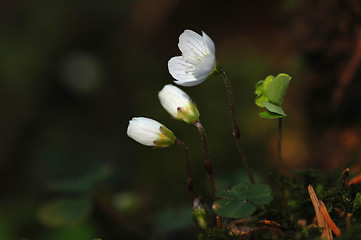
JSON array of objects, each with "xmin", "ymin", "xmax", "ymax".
[
  {"xmin": 192, "ymin": 198, "xmax": 208, "ymax": 229},
  {"xmin": 127, "ymin": 117, "xmax": 176, "ymax": 148},
  {"xmin": 158, "ymin": 84, "xmax": 200, "ymax": 124}
]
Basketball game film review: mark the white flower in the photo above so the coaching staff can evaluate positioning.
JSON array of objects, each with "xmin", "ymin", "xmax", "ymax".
[
  {"xmin": 158, "ymin": 84, "xmax": 199, "ymax": 124},
  {"xmin": 127, "ymin": 117, "xmax": 176, "ymax": 147},
  {"xmin": 168, "ymin": 30, "xmax": 216, "ymax": 87}
]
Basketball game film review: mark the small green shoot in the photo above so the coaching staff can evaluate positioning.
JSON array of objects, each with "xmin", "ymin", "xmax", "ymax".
[{"xmin": 255, "ymin": 73, "xmax": 291, "ymax": 119}]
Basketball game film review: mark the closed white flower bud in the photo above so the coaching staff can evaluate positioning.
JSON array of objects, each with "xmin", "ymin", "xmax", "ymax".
[
  {"xmin": 158, "ymin": 84, "xmax": 200, "ymax": 124},
  {"xmin": 168, "ymin": 30, "xmax": 217, "ymax": 87},
  {"xmin": 127, "ymin": 117, "xmax": 176, "ymax": 148}
]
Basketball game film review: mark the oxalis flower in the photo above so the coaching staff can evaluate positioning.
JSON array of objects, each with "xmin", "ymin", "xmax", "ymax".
[
  {"xmin": 158, "ymin": 84, "xmax": 199, "ymax": 124},
  {"xmin": 127, "ymin": 117, "xmax": 176, "ymax": 148},
  {"xmin": 168, "ymin": 30, "xmax": 217, "ymax": 87}
]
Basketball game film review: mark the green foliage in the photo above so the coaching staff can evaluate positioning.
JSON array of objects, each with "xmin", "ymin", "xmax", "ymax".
[
  {"xmin": 352, "ymin": 192, "xmax": 361, "ymax": 221},
  {"xmin": 264, "ymin": 73, "xmax": 291, "ymax": 106},
  {"xmin": 259, "ymin": 111, "xmax": 285, "ymax": 119},
  {"xmin": 254, "ymin": 75, "xmax": 273, "ymax": 108},
  {"xmin": 254, "ymin": 73, "xmax": 291, "ymax": 119},
  {"xmin": 247, "ymin": 168, "xmax": 361, "ymax": 239},
  {"xmin": 212, "ymin": 183, "xmax": 273, "ymax": 218},
  {"xmin": 37, "ymin": 198, "xmax": 92, "ymax": 227}
]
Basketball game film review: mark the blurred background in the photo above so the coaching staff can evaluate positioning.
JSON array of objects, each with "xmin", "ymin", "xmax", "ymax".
[{"xmin": 1, "ymin": 0, "xmax": 361, "ymax": 239}]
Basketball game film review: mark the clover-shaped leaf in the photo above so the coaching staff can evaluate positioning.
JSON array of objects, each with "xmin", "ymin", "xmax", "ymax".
[
  {"xmin": 255, "ymin": 73, "xmax": 291, "ymax": 119},
  {"xmin": 212, "ymin": 183, "xmax": 273, "ymax": 219},
  {"xmin": 265, "ymin": 73, "xmax": 291, "ymax": 106}
]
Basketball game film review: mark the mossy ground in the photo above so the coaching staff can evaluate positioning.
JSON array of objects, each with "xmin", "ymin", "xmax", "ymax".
[{"xmin": 198, "ymin": 168, "xmax": 361, "ymax": 239}]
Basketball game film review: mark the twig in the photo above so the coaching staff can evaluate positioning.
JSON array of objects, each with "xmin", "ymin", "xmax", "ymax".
[
  {"xmin": 308, "ymin": 185, "xmax": 333, "ymax": 240},
  {"xmin": 319, "ymin": 201, "xmax": 342, "ymax": 237},
  {"xmin": 219, "ymin": 69, "xmax": 255, "ymax": 185},
  {"xmin": 194, "ymin": 121, "xmax": 216, "ymax": 198}
]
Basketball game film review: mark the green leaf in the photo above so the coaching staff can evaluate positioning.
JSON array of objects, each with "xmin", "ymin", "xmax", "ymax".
[
  {"xmin": 264, "ymin": 73, "xmax": 291, "ymax": 106},
  {"xmin": 254, "ymin": 74, "xmax": 291, "ymax": 119},
  {"xmin": 352, "ymin": 192, "xmax": 361, "ymax": 218},
  {"xmin": 262, "ymin": 102, "xmax": 286, "ymax": 116},
  {"xmin": 254, "ymin": 75, "xmax": 273, "ymax": 107},
  {"xmin": 259, "ymin": 111, "xmax": 284, "ymax": 119},
  {"xmin": 212, "ymin": 183, "xmax": 273, "ymax": 219},
  {"xmin": 38, "ymin": 198, "xmax": 91, "ymax": 227}
]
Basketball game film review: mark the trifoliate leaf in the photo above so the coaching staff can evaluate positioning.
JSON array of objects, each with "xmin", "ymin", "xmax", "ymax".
[
  {"xmin": 212, "ymin": 183, "xmax": 273, "ymax": 219},
  {"xmin": 264, "ymin": 73, "xmax": 291, "ymax": 106},
  {"xmin": 255, "ymin": 73, "xmax": 291, "ymax": 119}
]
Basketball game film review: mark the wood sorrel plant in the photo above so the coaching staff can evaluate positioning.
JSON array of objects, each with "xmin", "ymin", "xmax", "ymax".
[
  {"xmin": 126, "ymin": 29, "xmax": 293, "ymax": 236},
  {"xmin": 125, "ymin": 29, "xmax": 361, "ymax": 240},
  {"xmin": 255, "ymin": 73, "xmax": 291, "ymax": 166}
]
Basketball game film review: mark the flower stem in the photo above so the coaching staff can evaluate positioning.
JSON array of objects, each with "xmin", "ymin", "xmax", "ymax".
[
  {"xmin": 278, "ymin": 118, "xmax": 283, "ymax": 165},
  {"xmin": 194, "ymin": 121, "xmax": 216, "ymax": 199},
  {"xmin": 219, "ymin": 69, "xmax": 255, "ymax": 185},
  {"xmin": 175, "ymin": 138, "xmax": 195, "ymax": 202}
]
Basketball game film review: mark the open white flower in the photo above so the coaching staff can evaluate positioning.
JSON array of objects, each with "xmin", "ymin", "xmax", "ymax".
[
  {"xmin": 168, "ymin": 30, "xmax": 216, "ymax": 87},
  {"xmin": 158, "ymin": 84, "xmax": 199, "ymax": 124},
  {"xmin": 127, "ymin": 117, "xmax": 176, "ymax": 147}
]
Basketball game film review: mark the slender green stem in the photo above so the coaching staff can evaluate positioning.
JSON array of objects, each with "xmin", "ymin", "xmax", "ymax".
[
  {"xmin": 175, "ymin": 138, "xmax": 195, "ymax": 202},
  {"xmin": 278, "ymin": 118, "xmax": 283, "ymax": 165},
  {"xmin": 194, "ymin": 121, "xmax": 216, "ymax": 199},
  {"xmin": 219, "ymin": 69, "xmax": 256, "ymax": 185}
]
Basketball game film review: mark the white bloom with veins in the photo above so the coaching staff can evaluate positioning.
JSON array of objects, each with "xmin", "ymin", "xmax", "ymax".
[
  {"xmin": 168, "ymin": 30, "xmax": 216, "ymax": 87},
  {"xmin": 158, "ymin": 84, "xmax": 199, "ymax": 124},
  {"xmin": 127, "ymin": 117, "xmax": 176, "ymax": 147}
]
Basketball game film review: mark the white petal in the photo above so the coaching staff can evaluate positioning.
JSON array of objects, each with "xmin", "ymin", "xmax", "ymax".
[
  {"xmin": 168, "ymin": 56, "xmax": 197, "ymax": 82},
  {"xmin": 178, "ymin": 30, "xmax": 208, "ymax": 60},
  {"xmin": 127, "ymin": 117, "xmax": 162, "ymax": 146},
  {"xmin": 202, "ymin": 31, "xmax": 215, "ymax": 55},
  {"xmin": 193, "ymin": 54, "xmax": 216, "ymax": 80},
  {"xmin": 158, "ymin": 85, "xmax": 191, "ymax": 118},
  {"xmin": 174, "ymin": 79, "xmax": 205, "ymax": 87}
]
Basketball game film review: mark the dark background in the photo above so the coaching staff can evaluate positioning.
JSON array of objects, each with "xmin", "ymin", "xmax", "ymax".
[{"xmin": 1, "ymin": 0, "xmax": 361, "ymax": 239}]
